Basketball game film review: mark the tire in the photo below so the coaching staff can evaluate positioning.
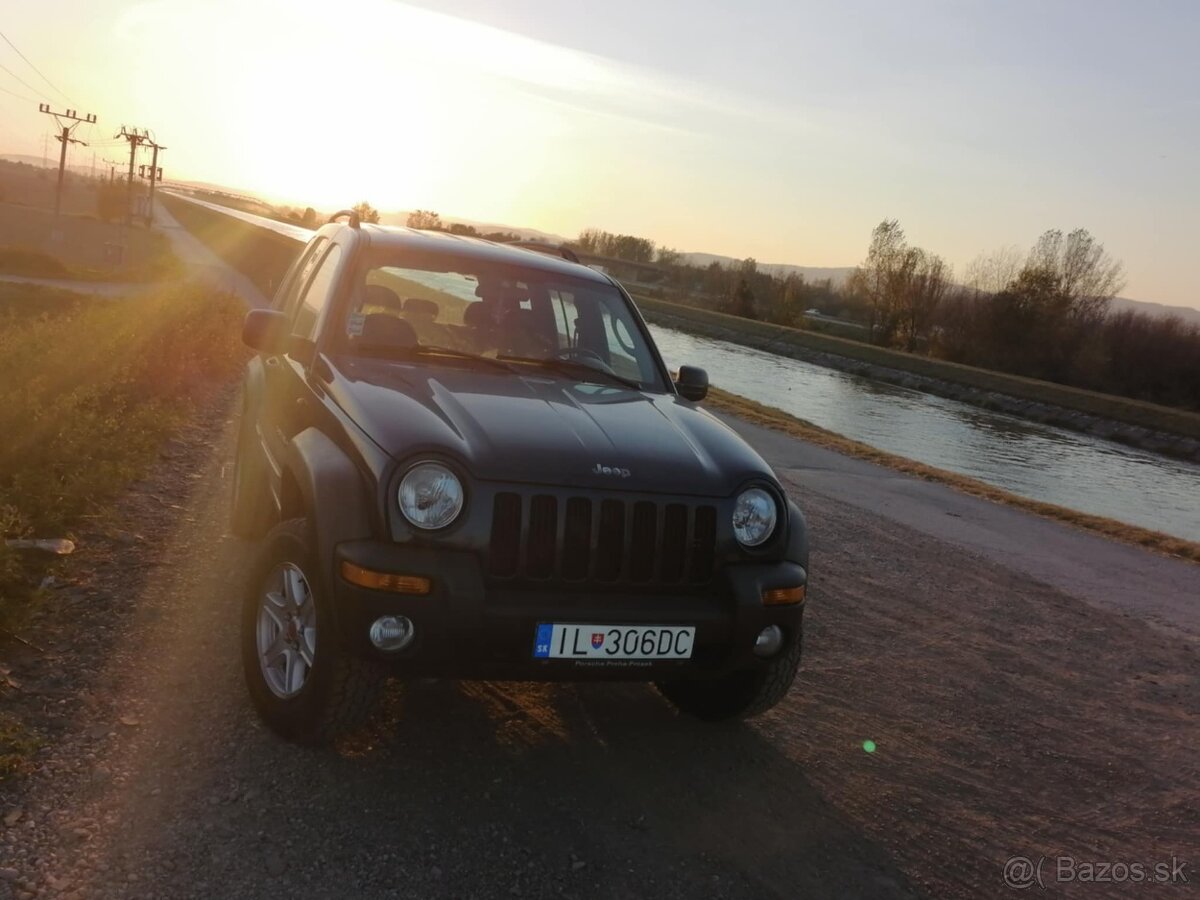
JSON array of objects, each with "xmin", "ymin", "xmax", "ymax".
[
  {"xmin": 230, "ymin": 416, "xmax": 274, "ymax": 539},
  {"xmin": 241, "ymin": 518, "xmax": 384, "ymax": 744},
  {"xmin": 656, "ymin": 626, "xmax": 802, "ymax": 722}
]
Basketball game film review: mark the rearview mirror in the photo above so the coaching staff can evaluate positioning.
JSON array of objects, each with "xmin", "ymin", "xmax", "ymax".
[
  {"xmin": 242, "ymin": 309, "xmax": 289, "ymax": 354},
  {"xmin": 675, "ymin": 365, "xmax": 708, "ymax": 402}
]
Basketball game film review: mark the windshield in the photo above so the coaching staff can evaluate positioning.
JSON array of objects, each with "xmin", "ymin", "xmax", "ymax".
[{"xmin": 338, "ymin": 252, "xmax": 666, "ymax": 391}]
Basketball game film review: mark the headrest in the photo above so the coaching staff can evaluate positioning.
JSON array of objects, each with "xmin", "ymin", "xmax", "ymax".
[
  {"xmin": 403, "ymin": 297, "xmax": 439, "ymax": 319},
  {"xmin": 359, "ymin": 313, "xmax": 417, "ymax": 349},
  {"xmin": 364, "ymin": 283, "xmax": 402, "ymax": 311},
  {"xmin": 463, "ymin": 302, "xmax": 492, "ymax": 328}
]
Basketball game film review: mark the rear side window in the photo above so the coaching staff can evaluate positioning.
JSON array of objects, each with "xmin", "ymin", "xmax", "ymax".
[
  {"xmin": 275, "ymin": 237, "xmax": 326, "ymax": 317},
  {"xmin": 292, "ymin": 245, "xmax": 343, "ymax": 339}
]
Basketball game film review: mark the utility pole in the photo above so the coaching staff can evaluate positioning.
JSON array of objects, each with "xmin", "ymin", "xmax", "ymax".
[
  {"xmin": 38, "ymin": 104, "xmax": 96, "ymax": 223},
  {"xmin": 115, "ymin": 126, "xmax": 147, "ymax": 225},
  {"xmin": 144, "ymin": 138, "xmax": 165, "ymax": 226}
]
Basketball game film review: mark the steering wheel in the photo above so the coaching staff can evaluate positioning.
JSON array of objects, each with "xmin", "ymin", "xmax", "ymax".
[{"xmin": 557, "ymin": 346, "xmax": 615, "ymax": 373}]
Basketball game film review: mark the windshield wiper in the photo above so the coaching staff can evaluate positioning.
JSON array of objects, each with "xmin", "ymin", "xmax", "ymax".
[
  {"xmin": 407, "ymin": 345, "xmax": 518, "ymax": 373},
  {"xmin": 499, "ymin": 355, "xmax": 643, "ymax": 390}
]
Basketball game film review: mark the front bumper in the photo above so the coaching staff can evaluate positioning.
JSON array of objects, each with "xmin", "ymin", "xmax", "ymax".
[{"xmin": 329, "ymin": 541, "xmax": 807, "ymax": 681}]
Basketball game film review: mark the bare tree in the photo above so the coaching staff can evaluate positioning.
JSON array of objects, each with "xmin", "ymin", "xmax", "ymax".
[
  {"xmin": 896, "ymin": 249, "xmax": 952, "ymax": 351},
  {"xmin": 964, "ymin": 245, "xmax": 1023, "ymax": 295},
  {"xmin": 847, "ymin": 219, "xmax": 908, "ymax": 344},
  {"xmin": 1026, "ymin": 228, "xmax": 1124, "ymax": 323}
]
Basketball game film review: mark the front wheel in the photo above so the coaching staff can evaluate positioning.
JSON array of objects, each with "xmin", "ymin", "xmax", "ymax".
[
  {"xmin": 655, "ymin": 627, "xmax": 802, "ymax": 722},
  {"xmin": 241, "ymin": 518, "xmax": 384, "ymax": 744}
]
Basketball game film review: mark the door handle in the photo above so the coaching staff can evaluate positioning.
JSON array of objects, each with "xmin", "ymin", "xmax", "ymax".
[{"xmin": 265, "ymin": 356, "xmax": 280, "ymax": 368}]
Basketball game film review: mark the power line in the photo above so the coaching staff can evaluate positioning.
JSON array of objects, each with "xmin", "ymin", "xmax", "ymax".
[
  {"xmin": 0, "ymin": 29, "xmax": 72, "ymax": 102},
  {"xmin": 0, "ymin": 81, "xmax": 35, "ymax": 103},
  {"xmin": 0, "ymin": 59, "xmax": 52, "ymax": 103}
]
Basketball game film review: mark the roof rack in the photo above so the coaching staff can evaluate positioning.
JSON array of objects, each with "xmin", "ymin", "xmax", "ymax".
[
  {"xmin": 505, "ymin": 240, "xmax": 580, "ymax": 264},
  {"xmin": 328, "ymin": 209, "xmax": 361, "ymax": 229}
]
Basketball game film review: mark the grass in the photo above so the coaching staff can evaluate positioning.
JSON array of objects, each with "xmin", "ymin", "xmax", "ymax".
[
  {"xmin": 706, "ymin": 387, "xmax": 1200, "ymax": 564},
  {"xmin": 0, "ymin": 283, "xmax": 247, "ymax": 628},
  {"xmin": 638, "ymin": 296, "xmax": 1200, "ymax": 441},
  {"xmin": 0, "ymin": 233, "xmax": 182, "ymax": 284}
]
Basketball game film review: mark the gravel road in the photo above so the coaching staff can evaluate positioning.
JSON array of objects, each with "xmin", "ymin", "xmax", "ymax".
[{"xmin": 1, "ymin": 389, "xmax": 1196, "ymax": 900}]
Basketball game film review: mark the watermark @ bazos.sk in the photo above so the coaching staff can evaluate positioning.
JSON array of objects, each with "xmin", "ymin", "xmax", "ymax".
[{"xmin": 1003, "ymin": 855, "xmax": 1189, "ymax": 890}]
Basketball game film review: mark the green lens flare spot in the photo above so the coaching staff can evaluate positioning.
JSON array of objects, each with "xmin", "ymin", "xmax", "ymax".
[{"xmin": 862, "ymin": 740, "xmax": 876, "ymax": 753}]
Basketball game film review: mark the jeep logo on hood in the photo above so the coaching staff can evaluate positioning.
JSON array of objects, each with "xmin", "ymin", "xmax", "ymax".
[{"xmin": 592, "ymin": 463, "xmax": 631, "ymax": 478}]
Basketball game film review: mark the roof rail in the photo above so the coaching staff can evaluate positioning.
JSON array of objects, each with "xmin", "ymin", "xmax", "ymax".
[
  {"xmin": 505, "ymin": 240, "xmax": 580, "ymax": 264},
  {"xmin": 328, "ymin": 209, "xmax": 361, "ymax": 229}
]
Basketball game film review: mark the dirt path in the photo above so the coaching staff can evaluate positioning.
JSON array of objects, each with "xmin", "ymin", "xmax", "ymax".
[
  {"xmin": 150, "ymin": 199, "xmax": 269, "ymax": 307},
  {"xmin": 1, "ymin": 393, "xmax": 1195, "ymax": 899}
]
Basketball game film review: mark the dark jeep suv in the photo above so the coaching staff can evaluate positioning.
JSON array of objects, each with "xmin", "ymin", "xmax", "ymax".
[{"xmin": 232, "ymin": 212, "xmax": 810, "ymax": 743}]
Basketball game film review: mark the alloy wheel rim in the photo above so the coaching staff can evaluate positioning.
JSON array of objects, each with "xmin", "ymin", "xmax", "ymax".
[{"xmin": 256, "ymin": 562, "xmax": 317, "ymax": 699}]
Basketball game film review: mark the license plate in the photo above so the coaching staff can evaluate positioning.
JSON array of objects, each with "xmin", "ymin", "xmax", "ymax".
[{"xmin": 533, "ymin": 623, "xmax": 695, "ymax": 660}]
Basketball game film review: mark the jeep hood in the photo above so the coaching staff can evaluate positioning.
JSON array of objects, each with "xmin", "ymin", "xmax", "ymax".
[{"xmin": 329, "ymin": 358, "xmax": 774, "ymax": 497}]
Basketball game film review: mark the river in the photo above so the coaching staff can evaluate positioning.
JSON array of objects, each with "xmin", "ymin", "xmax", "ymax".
[{"xmin": 653, "ymin": 326, "xmax": 1200, "ymax": 542}]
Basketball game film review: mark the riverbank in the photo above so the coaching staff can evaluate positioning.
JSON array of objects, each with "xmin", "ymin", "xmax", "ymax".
[{"xmin": 638, "ymin": 297, "xmax": 1200, "ymax": 462}]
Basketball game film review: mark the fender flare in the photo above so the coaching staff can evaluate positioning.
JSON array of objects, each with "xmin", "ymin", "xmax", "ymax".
[
  {"xmin": 784, "ymin": 498, "xmax": 810, "ymax": 572},
  {"xmin": 284, "ymin": 428, "xmax": 374, "ymax": 605}
]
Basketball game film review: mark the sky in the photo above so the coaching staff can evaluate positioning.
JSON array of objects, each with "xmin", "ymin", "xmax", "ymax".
[{"xmin": 1, "ymin": 0, "xmax": 1197, "ymax": 308}]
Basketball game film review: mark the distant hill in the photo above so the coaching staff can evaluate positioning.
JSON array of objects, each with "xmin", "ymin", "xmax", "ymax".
[
  {"xmin": 1109, "ymin": 296, "xmax": 1200, "ymax": 326},
  {"xmin": 681, "ymin": 252, "xmax": 855, "ymax": 287},
  {"xmin": 0, "ymin": 154, "xmax": 48, "ymax": 168},
  {"xmin": 376, "ymin": 210, "xmax": 567, "ymax": 245}
]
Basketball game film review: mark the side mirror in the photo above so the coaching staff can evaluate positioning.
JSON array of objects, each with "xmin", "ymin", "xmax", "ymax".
[
  {"xmin": 242, "ymin": 309, "xmax": 289, "ymax": 354},
  {"xmin": 675, "ymin": 365, "xmax": 708, "ymax": 402}
]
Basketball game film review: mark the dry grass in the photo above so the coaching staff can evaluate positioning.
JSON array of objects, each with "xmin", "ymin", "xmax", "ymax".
[
  {"xmin": 706, "ymin": 387, "xmax": 1200, "ymax": 564},
  {"xmin": 0, "ymin": 284, "xmax": 247, "ymax": 622},
  {"xmin": 0, "ymin": 234, "xmax": 182, "ymax": 283}
]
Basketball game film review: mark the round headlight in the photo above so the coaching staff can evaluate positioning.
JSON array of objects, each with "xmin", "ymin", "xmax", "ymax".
[
  {"xmin": 733, "ymin": 487, "xmax": 777, "ymax": 547},
  {"xmin": 398, "ymin": 462, "xmax": 464, "ymax": 530}
]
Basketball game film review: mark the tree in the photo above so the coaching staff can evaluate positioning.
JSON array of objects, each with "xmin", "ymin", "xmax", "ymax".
[
  {"xmin": 724, "ymin": 279, "xmax": 757, "ymax": 319},
  {"xmin": 964, "ymin": 245, "xmax": 1023, "ymax": 296},
  {"xmin": 656, "ymin": 247, "xmax": 681, "ymax": 266},
  {"xmin": 352, "ymin": 201, "xmax": 381, "ymax": 224},
  {"xmin": 847, "ymin": 219, "xmax": 907, "ymax": 344},
  {"xmin": 406, "ymin": 209, "xmax": 441, "ymax": 229},
  {"xmin": 1025, "ymin": 228, "xmax": 1124, "ymax": 325},
  {"xmin": 301, "ymin": 207, "xmax": 317, "ymax": 228},
  {"xmin": 895, "ymin": 249, "xmax": 951, "ymax": 352}
]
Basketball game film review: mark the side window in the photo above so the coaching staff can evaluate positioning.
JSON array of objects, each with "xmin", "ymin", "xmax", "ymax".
[
  {"xmin": 596, "ymin": 296, "xmax": 650, "ymax": 382},
  {"xmin": 275, "ymin": 237, "xmax": 326, "ymax": 317},
  {"xmin": 548, "ymin": 289, "xmax": 579, "ymax": 349},
  {"xmin": 292, "ymin": 244, "xmax": 343, "ymax": 339}
]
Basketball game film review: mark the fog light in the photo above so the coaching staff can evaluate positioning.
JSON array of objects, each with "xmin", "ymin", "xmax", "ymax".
[
  {"xmin": 753, "ymin": 625, "xmax": 784, "ymax": 658},
  {"xmin": 369, "ymin": 615, "xmax": 415, "ymax": 652}
]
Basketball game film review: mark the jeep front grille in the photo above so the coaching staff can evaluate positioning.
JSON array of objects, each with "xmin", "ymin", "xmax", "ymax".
[{"xmin": 488, "ymin": 493, "xmax": 717, "ymax": 586}]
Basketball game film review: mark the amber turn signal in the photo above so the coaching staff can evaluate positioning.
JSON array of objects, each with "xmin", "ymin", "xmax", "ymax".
[
  {"xmin": 762, "ymin": 585, "xmax": 806, "ymax": 606},
  {"xmin": 340, "ymin": 561, "xmax": 432, "ymax": 595}
]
